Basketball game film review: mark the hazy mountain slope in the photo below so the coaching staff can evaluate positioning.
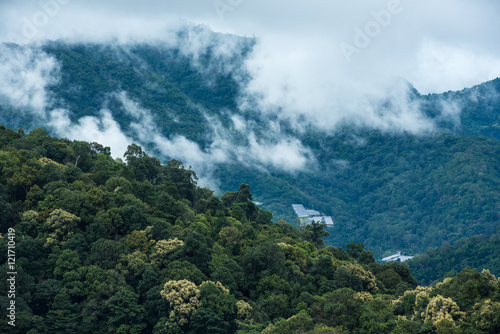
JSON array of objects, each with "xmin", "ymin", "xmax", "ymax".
[
  {"xmin": 406, "ymin": 232, "xmax": 500, "ymax": 285},
  {"xmin": 420, "ymin": 78, "xmax": 500, "ymax": 140},
  {"xmin": 215, "ymin": 132, "xmax": 500, "ymax": 255}
]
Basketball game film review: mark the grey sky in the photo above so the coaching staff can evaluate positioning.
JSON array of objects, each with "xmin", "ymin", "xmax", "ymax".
[{"xmin": 1, "ymin": 0, "xmax": 499, "ymax": 94}]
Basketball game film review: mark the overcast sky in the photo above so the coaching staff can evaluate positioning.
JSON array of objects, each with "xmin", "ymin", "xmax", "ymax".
[{"xmin": 1, "ymin": 0, "xmax": 499, "ymax": 94}]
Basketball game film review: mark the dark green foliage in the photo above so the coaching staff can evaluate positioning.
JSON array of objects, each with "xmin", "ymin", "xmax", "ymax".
[
  {"xmin": 408, "ymin": 232, "xmax": 500, "ymax": 285},
  {"xmin": 241, "ymin": 241, "xmax": 286, "ymax": 292},
  {"xmin": 217, "ymin": 132, "xmax": 500, "ymax": 258},
  {"xmin": 0, "ymin": 126, "xmax": 498, "ymax": 333},
  {"xmin": 188, "ymin": 309, "xmax": 232, "ymax": 334},
  {"xmin": 104, "ymin": 288, "xmax": 146, "ymax": 333}
]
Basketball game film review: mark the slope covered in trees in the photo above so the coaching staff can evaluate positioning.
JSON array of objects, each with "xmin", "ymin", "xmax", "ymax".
[
  {"xmin": 407, "ymin": 232, "xmax": 500, "ymax": 286},
  {"xmin": 216, "ymin": 131, "xmax": 500, "ymax": 256},
  {"xmin": 1, "ymin": 126, "xmax": 500, "ymax": 333}
]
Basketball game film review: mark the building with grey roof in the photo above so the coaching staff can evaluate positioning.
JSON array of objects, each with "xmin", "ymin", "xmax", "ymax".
[{"xmin": 292, "ymin": 204, "xmax": 334, "ymax": 227}]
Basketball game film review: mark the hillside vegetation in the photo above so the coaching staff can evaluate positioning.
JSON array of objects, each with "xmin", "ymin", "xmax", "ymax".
[
  {"xmin": 407, "ymin": 232, "xmax": 500, "ymax": 286},
  {"xmin": 1, "ymin": 126, "xmax": 500, "ymax": 333},
  {"xmin": 216, "ymin": 131, "xmax": 500, "ymax": 255}
]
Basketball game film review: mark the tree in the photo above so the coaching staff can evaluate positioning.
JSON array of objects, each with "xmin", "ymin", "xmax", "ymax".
[
  {"xmin": 241, "ymin": 241, "xmax": 286, "ymax": 291},
  {"xmin": 305, "ymin": 221, "xmax": 329, "ymax": 248},
  {"xmin": 188, "ymin": 308, "xmax": 231, "ymax": 334},
  {"xmin": 150, "ymin": 238, "xmax": 184, "ymax": 268},
  {"xmin": 0, "ymin": 151, "xmax": 20, "ymax": 183},
  {"xmin": 471, "ymin": 299, "xmax": 500, "ymax": 334},
  {"xmin": 45, "ymin": 288, "xmax": 79, "ymax": 333},
  {"xmin": 423, "ymin": 295, "xmax": 465, "ymax": 331},
  {"xmin": 53, "ymin": 249, "xmax": 81, "ymax": 278},
  {"xmin": 358, "ymin": 250, "xmax": 375, "ymax": 264},
  {"xmin": 161, "ymin": 260, "xmax": 208, "ymax": 286},
  {"xmin": 182, "ymin": 231, "xmax": 210, "ymax": 274},
  {"xmin": 153, "ymin": 317, "xmax": 183, "ymax": 334},
  {"xmin": 160, "ymin": 280, "xmax": 201, "ymax": 326},
  {"xmin": 124, "ymin": 144, "xmax": 161, "ymax": 184},
  {"xmin": 161, "ymin": 160, "xmax": 198, "ymax": 202},
  {"xmin": 198, "ymin": 281, "xmax": 236, "ymax": 320},
  {"xmin": 42, "ymin": 209, "xmax": 80, "ymax": 248},
  {"xmin": 87, "ymin": 239, "xmax": 129, "ymax": 269},
  {"xmin": 218, "ymin": 226, "xmax": 243, "ymax": 255},
  {"xmin": 267, "ymin": 310, "xmax": 315, "ymax": 334},
  {"xmin": 7, "ymin": 164, "xmax": 38, "ymax": 195},
  {"xmin": 316, "ymin": 288, "xmax": 363, "ymax": 331},
  {"xmin": 346, "ymin": 242, "xmax": 364, "ymax": 260},
  {"xmin": 104, "ymin": 288, "xmax": 146, "ymax": 333},
  {"xmin": 220, "ymin": 184, "xmax": 258, "ymax": 221}
]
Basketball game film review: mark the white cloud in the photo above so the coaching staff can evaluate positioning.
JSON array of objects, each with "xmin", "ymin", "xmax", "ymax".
[
  {"xmin": 0, "ymin": 44, "xmax": 59, "ymax": 115},
  {"xmin": 2, "ymin": 0, "xmax": 499, "ymax": 95},
  {"xmin": 1, "ymin": 0, "xmax": 499, "ymax": 136},
  {"xmin": 410, "ymin": 39, "xmax": 500, "ymax": 94},
  {"xmin": 244, "ymin": 133, "xmax": 313, "ymax": 172},
  {"xmin": 116, "ymin": 91, "xmax": 314, "ymax": 173},
  {"xmin": 49, "ymin": 108, "xmax": 133, "ymax": 158}
]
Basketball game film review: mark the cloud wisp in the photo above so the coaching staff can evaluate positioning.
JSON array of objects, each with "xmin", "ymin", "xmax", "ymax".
[
  {"xmin": 0, "ymin": 44, "xmax": 59, "ymax": 115},
  {"xmin": 116, "ymin": 91, "xmax": 315, "ymax": 174}
]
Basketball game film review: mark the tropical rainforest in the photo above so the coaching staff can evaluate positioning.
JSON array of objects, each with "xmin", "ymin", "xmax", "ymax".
[{"xmin": 1, "ymin": 125, "xmax": 500, "ymax": 333}]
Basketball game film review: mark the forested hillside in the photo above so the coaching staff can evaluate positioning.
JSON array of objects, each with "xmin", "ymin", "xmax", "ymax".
[
  {"xmin": 216, "ymin": 131, "xmax": 500, "ymax": 256},
  {"xmin": 407, "ymin": 232, "xmax": 500, "ymax": 286},
  {"xmin": 0, "ymin": 39, "xmax": 499, "ymax": 258},
  {"xmin": 1, "ymin": 126, "xmax": 500, "ymax": 333}
]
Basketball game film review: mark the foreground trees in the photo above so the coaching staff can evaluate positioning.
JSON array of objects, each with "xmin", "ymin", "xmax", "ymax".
[{"xmin": 0, "ymin": 126, "xmax": 499, "ymax": 333}]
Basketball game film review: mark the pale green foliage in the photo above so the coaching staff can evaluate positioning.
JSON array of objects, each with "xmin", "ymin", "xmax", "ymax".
[
  {"xmin": 152, "ymin": 317, "xmax": 183, "ymax": 334},
  {"xmin": 118, "ymin": 251, "xmax": 148, "ymax": 276},
  {"xmin": 341, "ymin": 262, "xmax": 378, "ymax": 294},
  {"xmin": 7, "ymin": 164, "xmax": 38, "ymax": 192},
  {"xmin": 160, "ymin": 279, "xmax": 201, "ymax": 325},
  {"xmin": 43, "ymin": 209, "xmax": 80, "ymax": 248},
  {"xmin": 473, "ymin": 299, "xmax": 500, "ymax": 332},
  {"xmin": 424, "ymin": 295, "xmax": 465, "ymax": 327},
  {"xmin": 235, "ymin": 300, "xmax": 253, "ymax": 324},
  {"xmin": 218, "ymin": 226, "xmax": 243, "ymax": 250},
  {"xmin": 151, "ymin": 238, "xmax": 184, "ymax": 267},
  {"xmin": 125, "ymin": 228, "xmax": 154, "ymax": 252}
]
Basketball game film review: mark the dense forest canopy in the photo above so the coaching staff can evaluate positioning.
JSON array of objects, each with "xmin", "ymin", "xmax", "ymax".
[{"xmin": 1, "ymin": 125, "xmax": 499, "ymax": 333}]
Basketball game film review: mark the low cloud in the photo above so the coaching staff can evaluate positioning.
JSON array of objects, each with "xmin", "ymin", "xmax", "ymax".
[
  {"xmin": 1, "ymin": 1, "xmax": 499, "ymax": 139},
  {"xmin": 49, "ymin": 108, "xmax": 133, "ymax": 157},
  {"xmin": 0, "ymin": 44, "xmax": 59, "ymax": 115},
  {"xmin": 116, "ymin": 91, "xmax": 315, "ymax": 174},
  {"xmin": 1, "ymin": 0, "xmax": 500, "ymax": 184},
  {"xmin": 410, "ymin": 39, "xmax": 500, "ymax": 94}
]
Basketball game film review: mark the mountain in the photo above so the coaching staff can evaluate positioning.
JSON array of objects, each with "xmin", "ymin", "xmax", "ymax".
[
  {"xmin": 0, "ymin": 30, "xmax": 499, "ymax": 258},
  {"xmin": 1, "ymin": 126, "xmax": 500, "ymax": 333}
]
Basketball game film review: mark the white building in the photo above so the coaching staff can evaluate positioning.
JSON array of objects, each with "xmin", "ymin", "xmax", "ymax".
[
  {"xmin": 381, "ymin": 251, "xmax": 414, "ymax": 263},
  {"xmin": 292, "ymin": 204, "xmax": 334, "ymax": 227}
]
